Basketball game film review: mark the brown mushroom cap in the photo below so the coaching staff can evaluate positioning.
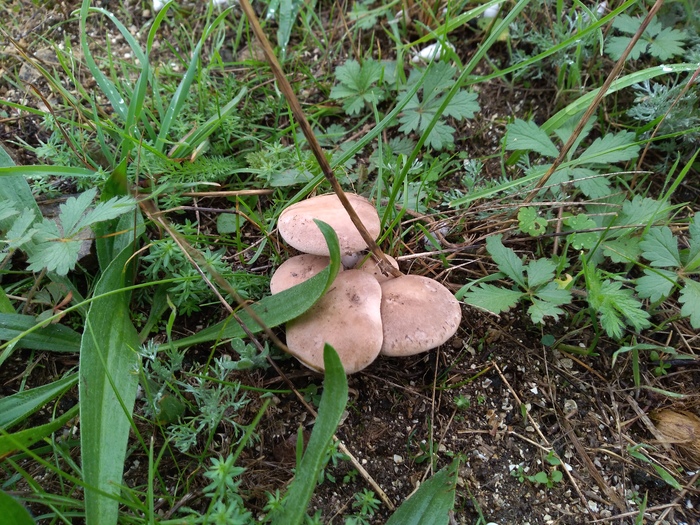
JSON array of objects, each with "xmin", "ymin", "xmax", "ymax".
[
  {"xmin": 270, "ymin": 254, "xmax": 333, "ymax": 295},
  {"xmin": 379, "ymin": 275, "xmax": 462, "ymax": 357},
  {"xmin": 286, "ymin": 270, "xmax": 383, "ymax": 374},
  {"xmin": 357, "ymin": 254, "xmax": 400, "ymax": 283},
  {"xmin": 278, "ymin": 194, "xmax": 381, "ymax": 256}
]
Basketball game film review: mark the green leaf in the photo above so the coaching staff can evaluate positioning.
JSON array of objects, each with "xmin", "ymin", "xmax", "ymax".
[
  {"xmin": 0, "ymin": 313, "xmax": 82, "ymax": 353},
  {"xmin": 461, "ymin": 283, "xmax": 523, "ymax": 315},
  {"xmin": 564, "ymin": 213, "xmax": 598, "ymax": 250},
  {"xmin": 683, "ymin": 214, "xmax": 700, "ymax": 271},
  {"xmin": 576, "ymin": 131, "xmax": 639, "ymax": 165},
  {"xmin": 2, "ymin": 208, "xmax": 37, "ymax": 251},
  {"xmin": 80, "ymin": 246, "xmax": 141, "ymax": 525},
  {"xmin": 636, "ymin": 269, "xmax": 677, "ymax": 302},
  {"xmin": 528, "ymin": 298, "xmax": 566, "ymax": 324},
  {"xmin": 27, "ymin": 189, "xmax": 135, "ymax": 276},
  {"xmin": 270, "ymin": 345, "xmax": 348, "ymax": 525},
  {"xmin": 385, "ymin": 459, "xmax": 459, "ymax": 525},
  {"xmin": 588, "ymin": 278, "xmax": 651, "ymax": 339},
  {"xmin": 330, "ymin": 59, "xmax": 384, "ymax": 116},
  {"xmin": 0, "ymin": 404, "xmax": 78, "ymax": 457},
  {"xmin": 442, "ymin": 91, "xmax": 479, "ymax": 120},
  {"xmin": 648, "ymin": 26, "xmax": 687, "ymax": 61},
  {"xmin": 526, "ymin": 258, "xmax": 557, "ymax": 289},
  {"xmin": 603, "ymin": 237, "xmax": 642, "ymax": 264},
  {"xmin": 0, "ymin": 490, "xmax": 35, "ymax": 525},
  {"xmin": 486, "ymin": 235, "xmax": 526, "ymax": 288},
  {"xmin": 518, "ymin": 207, "xmax": 548, "ymax": 237},
  {"xmin": 534, "ymin": 281, "xmax": 572, "ymax": 306},
  {"xmin": 505, "ymin": 119, "xmax": 559, "ymax": 157},
  {"xmin": 640, "ymin": 227, "xmax": 681, "ymax": 268},
  {"xmin": 679, "ymin": 279, "xmax": 700, "ymax": 329},
  {"xmin": 0, "ymin": 373, "xmax": 78, "ymax": 430},
  {"xmin": 169, "ymin": 220, "xmax": 341, "ymax": 350}
]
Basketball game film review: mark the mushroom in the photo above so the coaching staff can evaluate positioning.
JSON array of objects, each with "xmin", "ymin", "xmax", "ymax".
[
  {"xmin": 379, "ymin": 275, "xmax": 462, "ymax": 357},
  {"xmin": 270, "ymin": 254, "xmax": 333, "ymax": 295},
  {"xmin": 278, "ymin": 193, "xmax": 381, "ymax": 256},
  {"xmin": 285, "ymin": 270, "xmax": 383, "ymax": 374},
  {"xmin": 357, "ymin": 254, "xmax": 400, "ymax": 283}
]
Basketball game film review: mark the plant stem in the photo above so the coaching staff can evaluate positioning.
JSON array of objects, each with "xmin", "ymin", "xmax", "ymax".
[{"xmin": 238, "ymin": 0, "xmax": 402, "ymax": 278}]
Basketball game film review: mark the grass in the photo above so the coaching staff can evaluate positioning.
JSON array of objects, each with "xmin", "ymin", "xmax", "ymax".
[{"xmin": 1, "ymin": 0, "xmax": 700, "ymax": 523}]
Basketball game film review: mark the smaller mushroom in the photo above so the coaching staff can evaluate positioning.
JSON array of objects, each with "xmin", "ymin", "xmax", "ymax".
[
  {"xmin": 285, "ymin": 270, "xmax": 383, "ymax": 374},
  {"xmin": 379, "ymin": 275, "xmax": 462, "ymax": 357},
  {"xmin": 270, "ymin": 254, "xmax": 333, "ymax": 295},
  {"xmin": 278, "ymin": 193, "xmax": 381, "ymax": 256}
]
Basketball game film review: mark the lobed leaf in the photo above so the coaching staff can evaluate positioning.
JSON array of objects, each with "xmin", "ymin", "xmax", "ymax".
[
  {"xmin": 636, "ymin": 269, "xmax": 677, "ymax": 303},
  {"xmin": 505, "ymin": 119, "xmax": 559, "ymax": 158},
  {"xmin": 486, "ymin": 235, "xmax": 526, "ymax": 288},
  {"xmin": 679, "ymin": 280, "xmax": 700, "ymax": 329},
  {"xmin": 461, "ymin": 283, "xmax": 523, "ymax": 315},
  {"xmin": 640, "ymin": 227, "xmax": 681, "ymax": 268}
]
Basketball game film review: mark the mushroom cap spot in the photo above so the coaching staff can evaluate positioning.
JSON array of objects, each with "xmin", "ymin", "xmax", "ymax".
[
  {"xmin": 278, "ymin": 194, "xmax": 381, "ymax": 256},
  {"xmin": 270, "ymin": 254, "xmax": 332, "ymax": 295},
  {"xmin": 286, "ymin": 270, "xmax": 383, "ymax": 374},
  {"xmin": 357, "ymin": 254, "xmax": 399, "ymax": 283},
  {"xmin": 379, "ymin": 275, "xmax": 462, "ymax": 357}
]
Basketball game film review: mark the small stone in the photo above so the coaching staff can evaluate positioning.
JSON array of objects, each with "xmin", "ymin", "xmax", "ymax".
[{"xmin": 393, "ymin": 454, "xmax": 403, "ymax": 464}]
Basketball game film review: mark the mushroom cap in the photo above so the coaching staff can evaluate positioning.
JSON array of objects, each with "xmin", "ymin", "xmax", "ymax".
[
  {"xmin": 357, "ymin": 254, "xmax": 400, "ymax": 283},
  {"xmin": 270, "ymin": 254, "xmax": 332, "ymax": 295},
  {"xmin": 286, "ymin": 270, "xmax": 383, "ymax": 374},
  {"xmin": 278, "ymin": 194, "xmax": 381, "ymax": 256},
  {"xmin": 379, "ymin": 275, "xmax": 462, "ymax": 357}
]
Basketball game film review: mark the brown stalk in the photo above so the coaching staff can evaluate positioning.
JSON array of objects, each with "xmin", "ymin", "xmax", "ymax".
[
  {"xmin": 522, "ymin": 0, "xmax": 665, "ymax": 204},
  {"xmin": 238, "ymin": 0, "xmax": 402, "ymax": 278}
]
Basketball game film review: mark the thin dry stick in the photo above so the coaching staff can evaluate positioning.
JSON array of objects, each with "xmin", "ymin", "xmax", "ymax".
[
  {"xmin": 238, "ymin": 0, "xmax": 401, "ymax": 278},
  {"xmin": 522, "ymin": 0, "xmax": 666, "ymax": 204}
]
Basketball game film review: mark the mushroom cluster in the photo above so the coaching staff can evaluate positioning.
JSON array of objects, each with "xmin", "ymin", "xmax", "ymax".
[{"xmin": 272, "ymin": 193, "xmax": 462, "ymax": 374}]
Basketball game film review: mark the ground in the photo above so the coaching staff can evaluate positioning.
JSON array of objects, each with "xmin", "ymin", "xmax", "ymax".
[{"xmin": 1, "ymin": 1, "xmax": 699, "ymax": 524}]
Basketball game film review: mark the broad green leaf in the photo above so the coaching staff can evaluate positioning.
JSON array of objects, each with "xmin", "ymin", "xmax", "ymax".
[
  {"xmin": 589, "ymin": 279, "xmax": 651, "ymax": 339},
  {"xmin": 648, "ymin": 27, "xmax": 687, "ymax": 61},
  {"xmin": 270, "ymin": 345, "xmax": 348, "ymax": 525},
  {"xmin": 330, "ymin": 59, "xmax": 384, "ymax": 116},
  {"xmin": 570, "ymin": 167, "xmax": 612, "ymax": 199},
  {"xmin": 679, "ymin": 280, "xmax": 700, "ymax": 328},
  {"xmin": 486, "ymin": 235, "xmax": 526, "ymax": 288},
  {"xmin": 80, "ymin": 246, "xmax": 140, "ymax": 525},
  {"xmin": 169, "ymin": 220, "xmax": 340, "ymax": 350},
  {"xmin": 684, "ymin": 214, "xmax": 700, "ymax": 271},
  {"xmin": 0, "ymin": 404, "xmax": 78, "ymax": 457},
  {"xmin": 461, "ymin": 283, "xmax": 523, "ymax": 315},
  {"xmin": 603, "ymin": 237, "xmax": 642, "ymax": 264},
  {"xmin": 385, "ymin": 459, "xmax": 459, "ymax": 525},
  {"xmin": 0, "ymin": 313, "xmax": 81, "ymax": 353},
  {"xmin": 528, "ymin": 298, "xmax": 566, "ymax": 324},
  {"xmin": 3, "ymin": 208, "xmax": 37, "ymax": 251},
  {"xmin": 441, "ymin": 91, "xmax": 479, "ymax": 120},
  {"xmin": 0, "ymin": 490, "xmax": 35, "ymax": 525},
  {"xmin": 526, "ymin": 259, "xmax": 557, "ymax": 290},
  {"xmin": 0, "ymin": 373, "xmax": 78, "ymax": 430},
  {"xmin": 636, "ymin": 269, "xmax": 677, "ymax": 303},
  {"xmin": 640, "ymin": 227, "xmax": 681, "ymax": 268},
  {"xmin": 576, "ymin": 131, "xmax": 639, "ymax": 165},
  {"xmin": 505, "ymin": 119, "xmax": 559, "ymax": 158},
  {"xmin": 605, "ymin": 36, "xmax": 648, "ymax": 61},
  {"xmin": 564, "ymin": 213, "xmax": 598, "ymax": 250}
]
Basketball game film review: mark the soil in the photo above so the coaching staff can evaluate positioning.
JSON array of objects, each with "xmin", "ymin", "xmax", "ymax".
[{"xmin": 1, "ymin": 1, "xmax": 699, "ymax": 524}]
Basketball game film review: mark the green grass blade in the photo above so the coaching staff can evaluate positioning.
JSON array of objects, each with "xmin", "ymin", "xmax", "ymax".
[
  {"xmin": 168, "ymin": 219, "xmax": 340, "ymax": 350},
  {"xmin": 270, "ymin": 344, "xmax": 348, "ymax": 525},
  {"xmin": 0, "ymin": 490, "xmax": 35, "ymax": 525},
  {"xmin": 0, "ymin": 405, "xmax": 79, "ymax": 457},
  {"xmin": 0, "ymin": 373, "xmax": 78, "ymax": 430},
  {"xmin": 79, "ymin": 246, "xmax": 140, "ymax": 525},
  {"xmin": 79, "ymin": 0, "xmax": 127, "ymax": 120},
  {"xmin": 0, "ymin": 313, "xmax": 82, "ymax": 353},
  {"xmin": 385, "ymin": 459, "xmax": 460, "ymax": 525}
]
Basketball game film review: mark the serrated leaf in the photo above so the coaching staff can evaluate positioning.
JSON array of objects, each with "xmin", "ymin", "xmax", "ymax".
[
  {"xmin": 618, "ymin": 196, "xmax": 669, "ymax": 229},
  {"xmin": 526, "ymin": 258, "xmax": 557, "ymax": 289},
  {"xmin": 612, "ymin": 14, "xmax": 641, "ymax": 34},
  {"xmin": 442, "ymin": 91, "xmax": 479, "ymax": 120},
  {"xmin": 331, "ymin": 59, "xmax": 384, "ymax": 116},
  {"xmin": 75, "ymin": 195, "xmax": 136, "ymax": 232},
  {"xmin": 636, "ymin": 269, "xmax": 677, "ymax": 302},
  {"xmin": 518, "ymin": 207, "xmax": 548, "ymax": 237},
  {"xmin": 605, "ymin": 36, "xmax": 648, "ymax": 61},
  {"xmin": 640, "ymin": 227, "xmax": 681, "ymax": 268},
  {"xmin": 27, "ymin": 221, "xmax": 82, "ymax": 276},
  {"xmin": 528, "ymin": 298, "xmax": 566, "ymax": 325},
  {"xmin": 589, "ymin": 279, "xmax": 650, "ymax": 339},
  {"xmin": 486, "ymin": 235, "xmax": 526, "ymax": 288},
  {"xmin": 576, "ymin": 131, "xmax": 640, "ymax": 165},
  {"xmin": 505, "ymin": 119, "xmax": 558, "ymax": 157},
  {"xmin": 603, "ymin": 237, "xmax": 642, "ymax": 263},
  {"xmin": 60, "ymin": 188, "xmax": 98, "ymax": 236},
  {"xmin": 648, "ymin": 27, "xmax": 687, "ymax": 61},
  {"xmin": 534, "ymin": 281, "xmax": 572, "ymax": 306},
  {"xmin": 682, "ymin": 214, "xmax": 700, "ymax": 271},
  {"xmin": 461, "ymin": 283, "xmax": 523, "ymax": 315},
  {"xmin": 0, "ymin": 200, "xmax": 19, "ymax": 222},
  {"xmin": 3, "ymin": 208, "xmax": 37, "ymax": 251},
  {"xmin": 570, "ymin": 167, "xmax": 612, "ymax": 199},
  {"xmin": 679, "ymin": 279, "xmax": 700, "ymax": 328}
]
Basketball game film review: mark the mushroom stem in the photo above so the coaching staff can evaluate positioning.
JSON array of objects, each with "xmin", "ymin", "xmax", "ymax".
[{"xmin": 239, "ymin": 0, "xmax": 402, "ymax": 279}]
